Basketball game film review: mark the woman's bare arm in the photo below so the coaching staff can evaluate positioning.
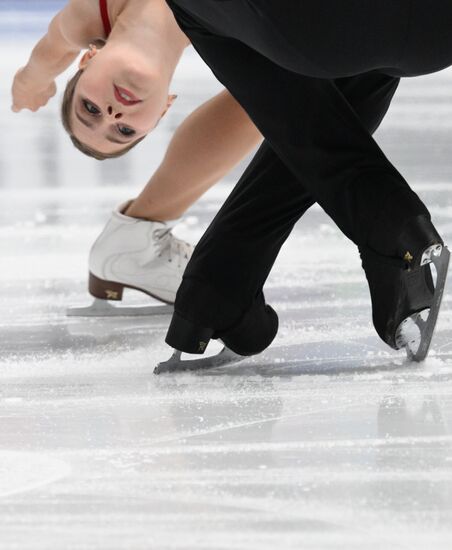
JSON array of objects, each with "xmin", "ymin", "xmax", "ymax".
[
  {"xmin": 127, "ymin": 89, "xmax": 263, "ymax": 221},
  {"xmin": 11, "ymin": 2, "xmax": 261, "ymax": 222},
  {"xmin": 11, "ymin": 0, "xmax": 97, "ymax": 112}
]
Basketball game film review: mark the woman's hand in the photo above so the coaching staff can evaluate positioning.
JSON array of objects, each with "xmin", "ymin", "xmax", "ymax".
[{"xmin": 11, "ymin": 67, "xmax": 57, "ymax": 113}]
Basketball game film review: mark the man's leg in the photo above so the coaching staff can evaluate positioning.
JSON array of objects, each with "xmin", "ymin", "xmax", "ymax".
[
  {"xmin": 167, "ymin": 72, "xmax": 417, "ymax": 353},
  {"xmin": 166, "ymin": 6, "xmax": 429, "ymax": 251},
  {"xmin": 162, "ymin": 6, "xmax": 447, "ymax": 362}
]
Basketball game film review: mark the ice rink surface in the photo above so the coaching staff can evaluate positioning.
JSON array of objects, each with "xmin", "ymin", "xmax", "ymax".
[{"xmin": 0, "ymin": 2, "xmax": 452, "ymax": 549}]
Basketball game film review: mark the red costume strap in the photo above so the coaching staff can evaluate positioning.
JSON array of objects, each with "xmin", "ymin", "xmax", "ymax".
[{"xmin": 99, "ymin": 0, "xmax": 112, "ymax": 37}]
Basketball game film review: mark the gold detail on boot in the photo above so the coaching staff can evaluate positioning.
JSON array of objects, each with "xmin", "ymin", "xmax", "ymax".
[
  {"xmin": 198, "ymin": 341, "xmax": 207, "ymax": 353},
  {"xmin": 105, "ymin": 290, "xmax": 119, "ymax": 300},
  {"xmin": 404, "ymin": 251, "xmax": 413, "ymax": 263}
]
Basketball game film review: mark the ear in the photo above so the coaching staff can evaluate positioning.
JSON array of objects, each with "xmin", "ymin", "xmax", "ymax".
[
  {"xmin": 167, "ymin": 94, "xmax": 178, "ymax": 107},
  {"xmin": 160, "ymin": 94, "xmax": 178, "ymax": 118},
  {"xmin": 78, "ymin": 46, "xmax": 98, "ymax": 70}
]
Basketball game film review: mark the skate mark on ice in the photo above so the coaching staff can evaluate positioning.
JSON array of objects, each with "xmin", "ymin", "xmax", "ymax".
[
  {"xmin": 0, "ymin": 451, "xmax": 71, "ymax": 498},
  {"xmin": 145, "ymin": 402, "xmax": 373, "ymax": 445},
  {"xmin": 126, "ymin": 490, "xmax": 352, "ymax": 535},
  {"xmin": 143, "ymin": 434, "xmax": 452, "ymax": 457}
]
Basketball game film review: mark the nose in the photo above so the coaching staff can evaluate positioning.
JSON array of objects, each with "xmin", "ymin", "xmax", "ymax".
[{"xmin": 107, "ymin": 105, "xmax": 123, "ymax": 119}]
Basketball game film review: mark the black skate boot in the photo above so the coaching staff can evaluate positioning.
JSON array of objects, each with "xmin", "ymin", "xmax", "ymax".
[
  {"xmin": 155, "ymin": 287, "xmax": 278, "ymax": 373},
  {"xmin": 360, "ymin": 215, "xmax": 450, "ymax": 362}
]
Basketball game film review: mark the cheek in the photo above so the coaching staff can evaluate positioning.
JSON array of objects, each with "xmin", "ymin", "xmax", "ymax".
[{"xmin": 127, "ymin": 104, "xmax": 161, "ymax": 132}]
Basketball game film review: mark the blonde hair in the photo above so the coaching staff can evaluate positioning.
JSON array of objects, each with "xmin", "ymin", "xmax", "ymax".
[{"xmin": 61, "ymin": 69, "xmax": 145, "ymax": 161}]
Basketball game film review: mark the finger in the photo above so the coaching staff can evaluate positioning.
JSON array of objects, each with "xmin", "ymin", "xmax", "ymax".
[{"xmin": 11, "ymin": 105, "xmax": 20, "ymax": 113}]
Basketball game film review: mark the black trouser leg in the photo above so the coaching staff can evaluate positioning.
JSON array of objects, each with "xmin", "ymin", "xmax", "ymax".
[
  {"xmin": 166, "ymin": 10, "xmax": 430, "ymax": 250},
  {"xmin": 172, "ymin": 72, "xmax": 414, "ymax": 337},
  {"xmin": 164, "ymin": 3, "xmax": 444, "ymax": 358},
  {"xmin": 175, "ymin": 140, "xmax": 314, "ymax": 332}
]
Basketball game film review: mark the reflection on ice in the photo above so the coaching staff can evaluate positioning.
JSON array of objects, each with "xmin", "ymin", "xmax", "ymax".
[{"xmin": 378, "ymin": 394, "xmax": 447, "ymax": 439}]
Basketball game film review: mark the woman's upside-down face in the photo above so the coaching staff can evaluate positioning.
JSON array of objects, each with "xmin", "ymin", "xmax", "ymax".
[{"xmin": 70, "ymin": 45, "xmax": 176, "ymax": 155}]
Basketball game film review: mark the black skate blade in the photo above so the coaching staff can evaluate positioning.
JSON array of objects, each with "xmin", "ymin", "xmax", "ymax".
[
  {"xmin": 66, "ymin": 298, "xmax": 173, "ymax": 317},
  {"xmin": 396, "ymin": 246, "xmax": 450, "ymax": 362},
  {"xmin": 154, "ymin": 346, "xmax": 245, "ymax": 374}
]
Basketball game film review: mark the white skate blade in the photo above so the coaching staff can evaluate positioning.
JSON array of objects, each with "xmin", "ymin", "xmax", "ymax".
[
  {"xmin": 66, "ymin": 298, "xmax": 173, "ymax": 317},
  {"xmin": 154, "ymin": 346, "xmax": 245, "ymax": 374},
  {"xmin": 395, "ymin": 245, "xmax": 450, "ymax": 362}
]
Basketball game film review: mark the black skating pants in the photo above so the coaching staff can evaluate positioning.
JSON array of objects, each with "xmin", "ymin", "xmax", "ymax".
[
  {"xmin": 175, "ymin": 70, "xmax": 428, "ymax": 329},
  {"xmin": 168, "ymin": 3, "xmax": 433, "ymax": 330}
]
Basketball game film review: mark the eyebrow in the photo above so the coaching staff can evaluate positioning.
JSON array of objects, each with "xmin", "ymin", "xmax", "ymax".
[{"xmin": 75, "ymin": 111, "xmax": 134, "ymax": 145}]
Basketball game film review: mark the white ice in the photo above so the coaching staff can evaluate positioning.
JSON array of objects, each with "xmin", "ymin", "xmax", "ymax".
[{"xmin": 0, "ymin": 4, "xmax": 452, "ymax": 549}]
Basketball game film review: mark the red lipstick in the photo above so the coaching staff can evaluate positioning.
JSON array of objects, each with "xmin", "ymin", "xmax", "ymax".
[{"xmin": 114, "ymin": 85, "xmax": 142, "ymax": 106}]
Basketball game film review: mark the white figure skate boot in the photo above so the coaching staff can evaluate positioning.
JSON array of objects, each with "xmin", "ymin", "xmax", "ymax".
[{"xmin": 67, "ymin": 201, "xmax": 193, "ymax": 317}]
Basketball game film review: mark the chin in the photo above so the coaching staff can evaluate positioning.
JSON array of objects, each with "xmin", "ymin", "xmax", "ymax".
[{"xmin": 124, "ymin": 61, "xmax": 153, "ymax": 80}]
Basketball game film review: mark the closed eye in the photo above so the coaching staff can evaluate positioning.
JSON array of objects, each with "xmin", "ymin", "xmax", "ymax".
[
  {"xmin": 81, "ymin": 100, "xmax": 135, "ymax": 137},
  {"xmin": 82, "ymin": 99, "xmax": 101, "ymax": 115},
  {"xmin": 117, "ymin": 125, "xmax": 136, "ymax": 137}
]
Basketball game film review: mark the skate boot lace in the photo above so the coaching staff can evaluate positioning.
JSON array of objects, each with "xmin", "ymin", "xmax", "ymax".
[{"xmin": 153, "ymin": 227, "xmax": 193, "ymax": 268}]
